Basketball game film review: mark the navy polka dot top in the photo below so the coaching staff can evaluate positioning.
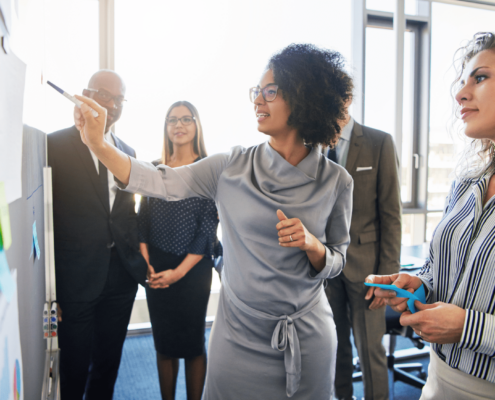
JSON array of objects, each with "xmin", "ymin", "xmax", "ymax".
[{"xmin": 137, "ymin": 159, "xmax": 222, "ymax": 259}]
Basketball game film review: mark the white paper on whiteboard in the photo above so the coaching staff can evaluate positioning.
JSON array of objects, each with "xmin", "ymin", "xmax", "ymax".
[
  {"xmin": 0, "ymin": 0, "xmax": 12, "ymax": 34},
  {"xmin": 0, "ymin": 50, "xmax": 26, "ymax": 204}
]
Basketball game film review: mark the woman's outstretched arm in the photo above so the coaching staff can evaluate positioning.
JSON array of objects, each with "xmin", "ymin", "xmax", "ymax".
[{"xmin": 74, "ymin": 94, "xmax": 231, "ymax": 201}]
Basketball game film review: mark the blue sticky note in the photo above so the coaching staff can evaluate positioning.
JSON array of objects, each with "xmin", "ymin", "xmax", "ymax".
[
  {"xmin": 33, "ymin": 221, "xmax": 40, "ymax": 260},
  {"xmin": 0, "ymin": 250, "xmax": 14, "ymax": 303},
  {"xmin": 364, "ymin": 282, "xmax": 426, "ymax": 314}
]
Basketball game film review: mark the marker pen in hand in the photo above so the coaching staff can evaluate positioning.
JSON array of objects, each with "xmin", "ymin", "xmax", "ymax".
[{"xmin": 47, "ymin": 81, "xmax": 99, "ymax": 117}]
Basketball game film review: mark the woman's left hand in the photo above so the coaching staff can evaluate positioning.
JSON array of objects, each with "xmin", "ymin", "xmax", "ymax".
[
  {"xmin": 400, "ymin": 301, "xmax": 466, "ymax": 344},
  {"xmin": 148, "ymin": 269, "xmax": 183, "ymax": 289},
  {"xmin": 276, "ymin": 209, "xmax": 319, "ymax": 252}
]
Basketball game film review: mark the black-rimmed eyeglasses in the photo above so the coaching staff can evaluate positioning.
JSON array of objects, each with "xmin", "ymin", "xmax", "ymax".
[
  {"xmin": 249, "ymin": 84, "xmax": 279, "ymax": 103},
  {"xmin": 85, "ymin": 88, "xmax": 127, "ymax": 108},
  {"xmin": 166, "ymin": 116, "xmax": 196, "ymax": 126}
]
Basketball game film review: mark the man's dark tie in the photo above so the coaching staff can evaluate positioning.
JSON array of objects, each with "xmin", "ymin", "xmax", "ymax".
[
  {"xmin": 327, "ymin": 147, "xmax": 338, "ymax": 163},
  {"xmin": 98, "ymin": 160, "xmax": 110, "ymax": 212}
]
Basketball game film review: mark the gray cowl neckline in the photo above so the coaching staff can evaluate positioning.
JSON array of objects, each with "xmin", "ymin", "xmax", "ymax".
[{"xmin": 253, "ymin": 142, "xmax": 318, "ymax": 198}]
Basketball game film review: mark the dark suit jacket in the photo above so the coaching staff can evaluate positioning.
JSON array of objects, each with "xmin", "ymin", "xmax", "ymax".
[
  {"xmin": 342, "ymin": 122, "xmax": 401, "ymax": 282},
  {"xmin": 48, "ymin": 126, "xmax": 147, "ymax": 302}
]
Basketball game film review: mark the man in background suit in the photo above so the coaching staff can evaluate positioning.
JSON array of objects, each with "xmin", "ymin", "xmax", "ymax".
[
  {"xmin": 48, "ymin": 70, "xmax": 147, "ymax": 399},
  {"xmin": 325, "ymin": 97, "xmax": 401, "ymax": 400}
]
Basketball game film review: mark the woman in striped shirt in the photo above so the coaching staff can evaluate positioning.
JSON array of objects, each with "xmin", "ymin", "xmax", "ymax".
[{"xmin": 367, "ymin": 32, "xmax": 495, "ymax": 400}]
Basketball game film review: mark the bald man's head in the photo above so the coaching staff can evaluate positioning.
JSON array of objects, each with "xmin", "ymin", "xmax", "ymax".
[
  {"xmin": 88, "ymin": 70, "xmax": 126, "ymax": 92},
  {"xmin": 83, "ymin": 70, "xmax": 126, "ymax": 133}
]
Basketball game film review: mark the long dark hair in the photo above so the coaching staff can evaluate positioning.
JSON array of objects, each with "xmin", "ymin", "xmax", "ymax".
[{"xmin": 267, "ymin": 43, "xmax": 353, "ymax": 148}]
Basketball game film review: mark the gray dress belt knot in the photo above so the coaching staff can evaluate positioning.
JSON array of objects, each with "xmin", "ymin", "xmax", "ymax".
[{"xmin": 222, "ymin": 271, "xmax": 322, "ymax": 397}]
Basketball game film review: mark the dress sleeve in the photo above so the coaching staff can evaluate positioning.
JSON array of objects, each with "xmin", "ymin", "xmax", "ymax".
[
  {"xmin": 137, "ymin": 195, "xmax": 150, "ymax": 244},
  {"xmin": 310, "ymin": 178, "xmax": 353, "ymax": 280},
  {"xmin": 120, "ymin": 150, "xmax": 234, "ymax": 201},
  {"xmin": 186, "ymin": 199, "xmax": 221, "ymax": 258},
  {"xmin": 458, "ymin": 311, "xmax": 495, "ymax": 356}
]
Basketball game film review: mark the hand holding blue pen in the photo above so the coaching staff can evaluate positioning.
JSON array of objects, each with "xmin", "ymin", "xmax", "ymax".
[{"xmin": 47, "ymin": 81, "xmax": 99, "ymax": 118}]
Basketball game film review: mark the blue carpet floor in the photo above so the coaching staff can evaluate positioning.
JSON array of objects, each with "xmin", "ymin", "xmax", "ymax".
[
  {"xmin": 113, "ymin": 328, "xmax": 428, "ymax": 399},
  {"xmin": 113, "ymin": 330, "xmax": 210, "ymax": 399}
]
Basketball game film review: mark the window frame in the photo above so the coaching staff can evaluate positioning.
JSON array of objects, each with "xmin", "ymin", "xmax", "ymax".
[
  {"xmin": 364, "ymin": 15, "xmax": 428, "ymax": 210},
  {"xmin": 353, "ymin": 0, "xmax": 432, "ymax": 242}
]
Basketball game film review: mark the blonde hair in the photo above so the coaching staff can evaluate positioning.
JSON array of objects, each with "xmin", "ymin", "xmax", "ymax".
[
  {"xmin": 452, "ymin": 32, "xmax": 495, "ymax": 179},
  {"xmin": 162, "ymin": 101, "xmax": 208, "ymax": 165}
]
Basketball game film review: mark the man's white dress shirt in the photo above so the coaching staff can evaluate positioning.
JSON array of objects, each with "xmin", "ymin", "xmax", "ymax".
[{"xmin": 89, "ymin": 131, "xmax": 117, "ymax": 211}]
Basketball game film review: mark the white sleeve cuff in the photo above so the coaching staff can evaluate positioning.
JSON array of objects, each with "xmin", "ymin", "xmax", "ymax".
[
  {"xmin": 308, "ymin": 246, "xmax": 343, "ymax": 280},
  {"xmin": 459, "ymin": 310, "xmax": 495, "ymax": 356}
]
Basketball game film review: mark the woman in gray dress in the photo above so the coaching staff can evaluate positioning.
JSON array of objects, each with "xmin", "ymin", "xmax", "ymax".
[{"xmin": 74, "ymin": 44, "xmax": 354, "ymax": 399}]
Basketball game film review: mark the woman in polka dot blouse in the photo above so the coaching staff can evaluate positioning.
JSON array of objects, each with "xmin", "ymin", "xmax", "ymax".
[{"xmin": 137, "ymin": 101, "xmax": 222, "ymax": 400}]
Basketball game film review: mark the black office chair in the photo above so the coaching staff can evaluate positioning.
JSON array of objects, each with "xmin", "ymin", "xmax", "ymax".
[{"xmin": 385, "ymin": 306, "xmax": 427, "ymax": 399}]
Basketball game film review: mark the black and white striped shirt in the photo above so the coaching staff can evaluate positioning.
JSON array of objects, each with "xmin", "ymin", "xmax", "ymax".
[{"xmin": 418, "ymin": 173, "xmax": 495, "ymax": 382}]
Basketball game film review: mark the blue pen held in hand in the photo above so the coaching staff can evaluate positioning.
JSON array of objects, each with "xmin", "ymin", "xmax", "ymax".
[
  {"xmin": 364, "ymin": 282, "xmax": 426, "ymax": 313},
  {"xmin": 47, "ymin": 81, "xmax": 99, "ymax": 118}
]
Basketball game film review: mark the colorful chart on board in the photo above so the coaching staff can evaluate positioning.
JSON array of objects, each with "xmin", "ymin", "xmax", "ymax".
[
  {"xmin": 0, "ymin": 271, "xmax": 23, "ymax": 400},
  {"xmin": 13, "ymin": 360, "xmax": 20, "ymax": 399},
  {"xmin": 0, "ymin": 339, "xmax": 9, "ymax": 400}
]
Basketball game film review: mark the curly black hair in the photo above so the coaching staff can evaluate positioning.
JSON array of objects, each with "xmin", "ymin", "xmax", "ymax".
[{"xmin": 267, "ymin": 43, "xmax": 353, "ymax": 148}]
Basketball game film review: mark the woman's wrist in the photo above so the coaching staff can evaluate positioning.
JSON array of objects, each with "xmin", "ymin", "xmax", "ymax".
[
  {"xmin": 174, "ymin": 267, "xmax": 186, "ymax": 280},
  {"xmin": 305, "ymin": 238, "xmax": 326, "ymax": 271},
  {"xmin": 89, "ymin": 138, "xmax": 109, "ymax": 157},
  {"xmin": 306, "ymin": 235, "xmax": 325, "ymax": 256}
]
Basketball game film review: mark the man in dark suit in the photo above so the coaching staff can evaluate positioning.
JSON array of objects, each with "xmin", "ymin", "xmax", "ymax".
[
  {"xmin": 325, "ymin": 98, "xmax": 401, "ymax": 400},
  {"xmin": 48, "ymin": 70, "xmax": 147, "ymax": 399}
]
